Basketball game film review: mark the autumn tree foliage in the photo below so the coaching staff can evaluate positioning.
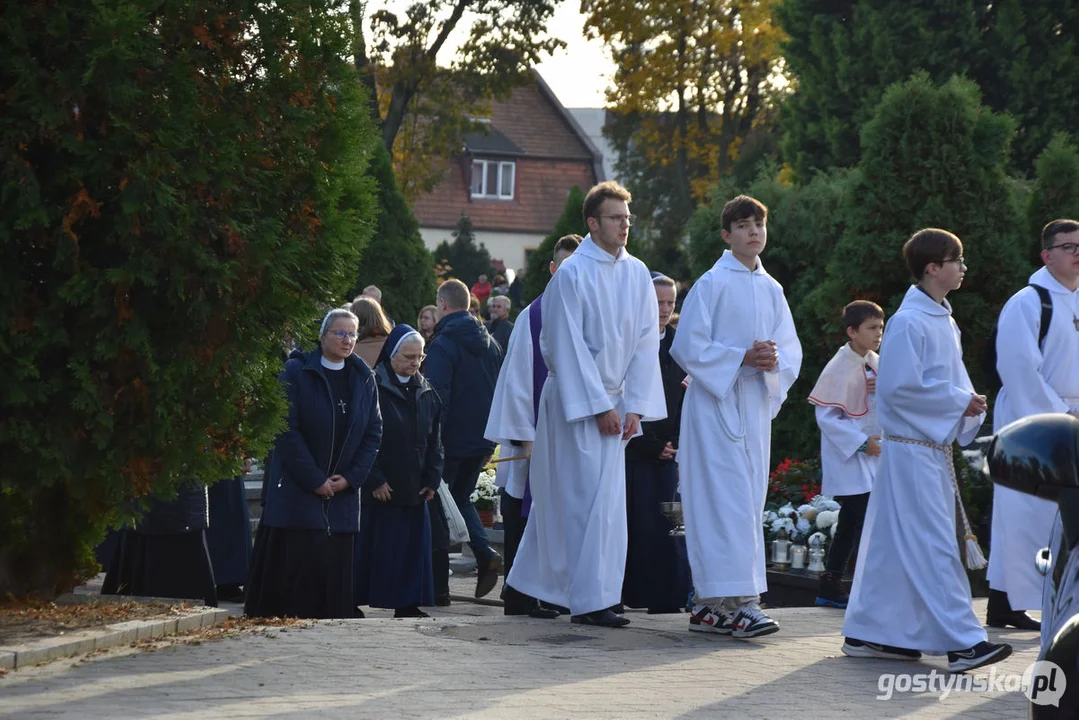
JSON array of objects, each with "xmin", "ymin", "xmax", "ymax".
[
  {"xmin": 0, "ymin": 0, "xmax": 377, "ymax": 596},
  {"xmin": 351, "ymin": 0, "xmax": 564, "ymax": 200},
  {"xmin": 583, "ymin": 0, "xmax": 786, "ymax": 272}
]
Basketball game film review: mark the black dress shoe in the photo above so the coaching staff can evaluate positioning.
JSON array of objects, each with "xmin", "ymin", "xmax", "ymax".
[
  {"xmin": 476, "ymin": 550, "xmax": 502, "ymax": 599},
  {"xmin": 434, "ymin": 595, "xmax": 451, "ymax": 607},
  {"xmin": 986, "ymin": 588, "xmax": 1041, "ymax": 631},
  {"xmin": 529, "ymin": 604, "xmax": 560, "ymax": 620},
  {"xmin": 610, "ymin": 603, "xmax": 625, "ymax": 614},
  {"xmin": 571, "ymin": 609, "xmax": 631, "ymax": 628},
  {"xmin": 986, "ymin": 610, "xmax": 1041, "ymax": 631},
  {"xmin": 394, "ymin": 605, "xmax": 430, "ymax": 618}
]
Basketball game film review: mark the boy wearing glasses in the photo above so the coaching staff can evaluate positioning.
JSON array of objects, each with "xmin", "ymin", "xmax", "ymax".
[
  {"xmin": 671, "ymin": 195, "xmax": 802, "ymax": 638},
  {"xmin": 842, "ymin": 229, "xmax": 1012, "ymax": 673},
  {"xmin": 986, "ymin": 218, "xmax": 1079, "ymax": 631}
]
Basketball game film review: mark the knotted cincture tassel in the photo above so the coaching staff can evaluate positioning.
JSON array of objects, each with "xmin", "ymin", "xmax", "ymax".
[{"xmin": 963, "ymin": 533, "xmax": 988, "ymax": 571}]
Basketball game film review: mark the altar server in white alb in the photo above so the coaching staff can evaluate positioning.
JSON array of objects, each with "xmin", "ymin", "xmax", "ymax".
[
  {"xmin": 483, "ymin": 234, "xmax": 580, "ymax": 619},
  {"xmin": 671, "ymin": 195, "xmax": 802, "ymax": 639},
  {"xmin": 807, "ymin": 300, "xmax": 884, "ymax": 609},
  {"xmin": 986, "ymin": 218, "xmax": 1079, "ymax": 632},
  {"xmin": 842, "ymin": 228, "xmax": 1012, "ymax": 674},
  {"xmin": 505, "ymin": 181, "xmax": 666, "ymax": 628}
]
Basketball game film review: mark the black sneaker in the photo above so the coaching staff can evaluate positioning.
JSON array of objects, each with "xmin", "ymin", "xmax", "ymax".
[
  {"xmin": 842, "ymin": 637, "xmax": 922, "ymax": 660},
  {"xmin": 947, "ymin": 641, "xmax": 1013, "ymax": 673}
]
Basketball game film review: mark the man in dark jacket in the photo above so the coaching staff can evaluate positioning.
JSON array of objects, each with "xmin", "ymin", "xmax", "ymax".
[
  {"xmin": 485, "ymin": 295, "xmax": 514, "ymax": 352},
  {"xmin": 426, "ymin": 278, "xmax": 504, "ymax": 599}
]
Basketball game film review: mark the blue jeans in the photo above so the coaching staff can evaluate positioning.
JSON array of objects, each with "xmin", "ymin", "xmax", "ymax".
[{"xmin": 444, "ymin": 455, "xmax": 493, "ymax": 564}]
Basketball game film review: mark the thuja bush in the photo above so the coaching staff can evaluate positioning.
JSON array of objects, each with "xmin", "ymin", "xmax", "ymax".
[{"xmin": 0, "ymin": 0, "xmax": 376, "ymax": 595}]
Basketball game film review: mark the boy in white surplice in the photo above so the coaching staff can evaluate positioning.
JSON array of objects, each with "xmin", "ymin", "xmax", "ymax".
[
  {"xmin": 671, "ymin": 195, "xmax": 802, "ymax": 639},
  {"xmin": 841, "ymin": 228, "xmax": 1012, "ymax": 674},
  {"xmin": 807, "ymin": 301, "xmax": 884, "ymax": 608}
]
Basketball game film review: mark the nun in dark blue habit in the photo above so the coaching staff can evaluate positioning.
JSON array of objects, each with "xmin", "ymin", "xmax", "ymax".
[
  {"xmin": 354, "ymin": 324, "xmax": 443, "ymax": 617},
  {"xmin": 621, "ymin": 273, "xmax": 692, "ymax": 613}
]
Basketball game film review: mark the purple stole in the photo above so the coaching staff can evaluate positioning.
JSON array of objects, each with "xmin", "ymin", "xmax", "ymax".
[{"xmin": 522, "ymin": 294, "xmax": 547, "ymax": 517}]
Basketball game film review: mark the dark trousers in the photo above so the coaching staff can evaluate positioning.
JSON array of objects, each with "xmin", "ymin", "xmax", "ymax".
[
  {"xmin": 500, "ymin": 490, "xmax": 525, "ymax": 578},
  {"xmin": 444, "ymin": 455, "xmax": 493, "ymax": 563},
  {"xmin": 826, "ymin": 492, "xmax": 870, "ymax": 574},
  {"xmin": 429, "ymin": 490, "xmax": 450, "ymax": 598}
]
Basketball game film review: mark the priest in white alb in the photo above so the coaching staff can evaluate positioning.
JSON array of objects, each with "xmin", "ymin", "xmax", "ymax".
[
  {"xmin": 483, "ymin": 234, "xmax": 580, "ymax": 619},
  {"xmin": 986, "ymin": 218, "xmax": 1079, "ymax": 631},
  {"xmin": 505, "ymin": 181, "xmax": 665, "ymax": 628},
  {"xmin": 671, "ymin": 195, "xmax": 801, "ymax": 639}
]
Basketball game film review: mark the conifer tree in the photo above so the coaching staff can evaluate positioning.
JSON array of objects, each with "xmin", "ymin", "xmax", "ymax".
[
  {"xmin": 351, "ymin": 143, "xmax": 434, "ymax": 325},
  {"xmin": 1028, "ymin": 134, "xmax": 1079, "ymax": 261},
  {"xmin": 432, "ymin": 214, "xmax": 495, "ymax": 289},
  {"xmin": 0, "ymin": 0, "xmax": 377, "ymax": 596},
  {"xmin": 807, "ymin": 74, "xmax": 1029, "ymax": 389},
  {"xmin": 523, "ymin": 187, "xmax": 588, "ymax": 303}
]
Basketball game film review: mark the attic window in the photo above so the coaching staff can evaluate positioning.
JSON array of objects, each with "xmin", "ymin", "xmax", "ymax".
[{"xmin": 470, "ymin": 159, "xmax": 515, "ymax": 200}]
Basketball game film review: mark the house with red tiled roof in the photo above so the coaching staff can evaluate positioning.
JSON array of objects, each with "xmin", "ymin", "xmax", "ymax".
[{"xmin": 411, "ymin": 69, "xmax": 604, "ymax": 275}]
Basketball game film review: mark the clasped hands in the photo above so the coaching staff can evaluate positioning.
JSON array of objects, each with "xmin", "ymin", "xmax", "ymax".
[
  {"xmin": 595, "ymin": 409, "xmax": 642, "ymax": 440},
  {"xmin": 314, "ymin": 474, "xmax": 350, "ymax": 498},
  {"xmin": 371, "ymin": 483, "xmax": 436, "ymax": 502},
  {"xmin": 964, "ymin": 393, "xmax": 988, "ymax": 417},
  {"xmin": 742, "ymin": 340, "xmax": 779, "ymax": 372}
]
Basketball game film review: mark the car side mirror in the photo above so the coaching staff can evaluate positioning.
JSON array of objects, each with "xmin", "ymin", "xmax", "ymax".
[{"xmin": 986, "ymin": 413, "xmax": 1079, "ymax": 551}]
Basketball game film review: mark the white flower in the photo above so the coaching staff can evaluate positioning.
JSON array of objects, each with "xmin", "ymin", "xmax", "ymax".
[
  {"xmin": 819, "ymin": 500, "xmax": 841, "ymax": 512},
  {"xmin": 763, "ymin": 510, "xmax": 779, "ymax": 524},
  {"xmin": 809, "ymin": 531, "xmax": 828, "ymax": 547},
  {"xmin": 777, "ymin": 503, "xmax": 795, "ymax": 518},
  {"xmin": 815, "ymin": 510, "xmax": 839, "ymax": 529},
  {"xmin": 771, "ymin": 517, "xmax": 795, "ymax": 535},
  {"xmin": 796, "ymin": 517, "xmax": 812, "ymax": 535}
]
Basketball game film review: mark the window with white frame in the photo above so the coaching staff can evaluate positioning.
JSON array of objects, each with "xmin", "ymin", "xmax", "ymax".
[{"xmin": 470, "ymin": 159, "xmax": 515, "ymax": 200}]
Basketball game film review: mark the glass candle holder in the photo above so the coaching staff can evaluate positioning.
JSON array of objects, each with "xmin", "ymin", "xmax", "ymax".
[{"xmin": 790, "ymin": 544, "xmax": 807, "ymax": 570}]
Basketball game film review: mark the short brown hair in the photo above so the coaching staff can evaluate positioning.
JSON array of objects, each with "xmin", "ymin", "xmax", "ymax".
[
  {"xmin": 583, "ymin": 181, "xmax": 632, "ymax": 222},
  {"xmin": 652, "ymin": 274, "xmax": 677, "ymax": 291},
  {"xmin": 721, "ymin": 195, "xmax": 768, "ymax": 232},
  {"xmin": 553, "ymin": 234, "xmax": 582, "ymax": 261},
  {"xmin": 349, "ymin": 296, "xmax": 391, "ymax": 339},
  {"xmin": 842, "ymin": 300, "xmax": 884, "ymax": 331},
  {"xmin": 903, "ymin": 228, "xmax": 963, "ymax": 280},
  {"xmin": 1042, "ymin": 219, "xmax": 1079, "ymax": 249},
  {"xmin": 437, "ymin": 278, "xmax": 470, "ymax": 312}
]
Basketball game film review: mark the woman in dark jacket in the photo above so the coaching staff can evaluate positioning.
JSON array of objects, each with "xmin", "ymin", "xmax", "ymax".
[
  {"xmin": 245, "ymin": 308, "xmax": 382, "ymax": 619},
  {"xmin": 622, "ymin": 274, "xmax": 692, "ymax": 613},
  {"xmin": 354, "ymin": 324, "xmax": 443, "ymax": 617}
]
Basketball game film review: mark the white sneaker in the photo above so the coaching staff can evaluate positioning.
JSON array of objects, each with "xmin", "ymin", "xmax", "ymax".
[
  {"xmin": 730, "ymin": 604, "xmax": 779, "ymax": 639},
  {"xmin": 688, "ymin": 604, "xmax": 733, "ymax": 635}
]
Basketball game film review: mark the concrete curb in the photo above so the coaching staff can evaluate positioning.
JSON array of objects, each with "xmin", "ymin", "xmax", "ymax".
[{"xmin": 0, "ymin": 605, "xmax": 229, "ymax": 671}]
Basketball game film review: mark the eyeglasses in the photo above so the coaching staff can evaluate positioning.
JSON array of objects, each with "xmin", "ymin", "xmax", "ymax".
[
  {"xmin": 398, "ymin": 353, "xmax": 426, "ymax": 363},
  {"xmin": 328, "ymin": 330, "xmax": 358, "ymax": 341},
  {"xmin": 1048, "ymin": 243, "xmax": 1079, "ymax": 255},
  {"xmin": 598, "ymin": 214, "xmax": 636, "ymax": 227},
  {"xmin": 942, "ymin": 257, "xmax": 967, "ymax": 267}
]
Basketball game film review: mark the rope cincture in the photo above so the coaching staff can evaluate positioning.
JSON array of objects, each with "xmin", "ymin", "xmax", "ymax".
[{"xmin": 886, "ymin": 434, "xmax": 988, "ymax": 571}]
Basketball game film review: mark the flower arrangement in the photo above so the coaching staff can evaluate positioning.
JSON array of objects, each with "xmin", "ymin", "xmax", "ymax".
[
  {"xmin": 763, "ymin": 457, "xmax": 840, "ymax": 558},
  {"xmin": 470, "ymin": 469, "xmax": 499, "ymax": 511}
]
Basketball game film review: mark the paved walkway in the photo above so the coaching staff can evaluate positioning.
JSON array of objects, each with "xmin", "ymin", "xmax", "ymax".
[{"xmin": 0, "ymin": 596, "xmax": 1039, "ymax": 719}]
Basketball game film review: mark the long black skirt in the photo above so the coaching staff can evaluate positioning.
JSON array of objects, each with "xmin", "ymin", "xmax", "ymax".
[
  {"xmin": 206, "ymin": 476, "xmax": 252, "ymax": 586},
  {"xmin": 102, "ymin": 530, "xmax": 218, "ymax": 607},
  {"xmin": 244, "ymin": 525, "xmax": 356, "ymax": 619},
  {"xmin": 354, "ymin": 502, "xmax": 434, "ymax": 609},
  {"xmin": 622, "ymin": 460, "xmax": 692, "ymax": 610}
]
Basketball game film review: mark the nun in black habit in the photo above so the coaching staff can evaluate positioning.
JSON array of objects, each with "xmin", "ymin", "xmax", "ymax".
[
  {"xmin": 621, "ymin": 273, "xmax": 692, "ymax": 613},
  {"xmin": 354, "ymin": 324, "xmax": 442, "ymax": 617}
]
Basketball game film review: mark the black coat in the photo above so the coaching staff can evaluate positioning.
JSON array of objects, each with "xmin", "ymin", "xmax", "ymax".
[
  {"xmin": 424, "ymin": 310, "xmax": 503, "ymax": 457},
  {"xmin": 626, "ymin": 327, "xmax": 686, "ymax": 464},
  {"xmin": 363, "ymin": 363, "xmax": 444, "ymax": 507},
  {"xmin": 486, "ymin": 317, "xmax": 514, "ymax": 353}
]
